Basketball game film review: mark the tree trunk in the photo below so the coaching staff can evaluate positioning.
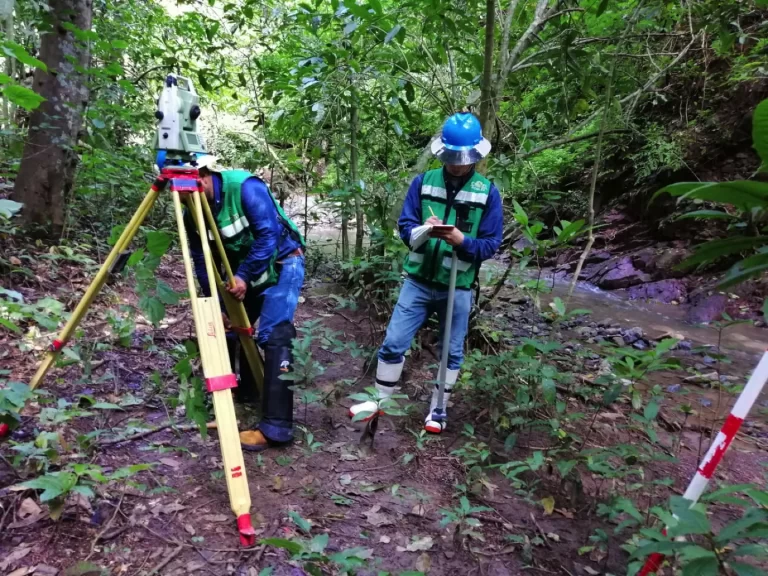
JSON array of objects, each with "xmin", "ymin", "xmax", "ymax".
[
  {"xmin": 13, "ymin": 0, "xmax": 93, "ymax": 237},
  {"xmin": 2, "ymin": 1, "xmax": 15, "ymax": 128},
  {"xmin": 336, "ymin": 142, "xmax": 349, "ymax": 260},
  {"xmin": 478, "ymin": 0, "xmax": 496, "ymax": 139},
  {"xmin": 350, "ymin": 99, "xmax": 363, "ymax": 258}
]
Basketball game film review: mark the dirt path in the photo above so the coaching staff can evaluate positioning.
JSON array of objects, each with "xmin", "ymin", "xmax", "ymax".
[{"xmin": 2, "ymin": 252, "xmax": 768, "ymax": 576}]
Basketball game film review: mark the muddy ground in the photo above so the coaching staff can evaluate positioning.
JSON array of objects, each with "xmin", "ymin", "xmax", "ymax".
[{"xmin": 1, "ymin": 248, "xmax": 767, "ymax": 576}]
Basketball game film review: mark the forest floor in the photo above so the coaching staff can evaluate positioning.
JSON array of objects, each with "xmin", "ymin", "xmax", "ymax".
[{"xmin": 2, "ymin": 243, "xmax": 768, "ymax": 576}]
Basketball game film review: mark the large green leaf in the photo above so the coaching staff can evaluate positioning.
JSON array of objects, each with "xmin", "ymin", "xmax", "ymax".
[
  {"xmin": 654, "ymin": 181, "xmax": 768, "ymax": 212},
  {"xmin": 730, "ymin": 563, "xmax": 765, "ymax": 576},
  {"xmin": 0, "ymin": 199, "xmax": 23, "ymax": 218},
  {"xmin": 289, "ymin": 510, "xmax": 312, "ymax": 533},
  {"xmin": 676, "ymin": 210, "xmax": 737, "ymax": 221},
  {"xmin": 718, "ymin": 252, "xmax": 768, "ymax": 289},
  {"xmin": 139, "ymin": 296, "xmax": 165, "ymax": 325},
  {"xmin": 2, "ymin": 41, "xmax": 48, "ymax": 71},
  {"xmin": 261, "ymin": 537, "xmax": 303, "ymax": 555},
  {"xmin": 145, "ymin": 231, "xmax": 171, "ymax": 257},
  {"xmin": 2, "ymin": 85, "xmax": 45, "ymax": 111},
  {"xmin": 667, "ymin": 507, "xmax": 711, "ymax": 537},
  {"xmin": 753, "ymin": 98, "xmax": 768, "ymax": 167},
  {"xmin": 681, "ymin": 557, "xmax": 718, "ymax": 576},
  {"xmin": 20, "ymin": 471, "xmax": 77, "ymax": 502},
  {"xmin": 681, "ymin": 236, "xmax": 768, "ymax": 268}
]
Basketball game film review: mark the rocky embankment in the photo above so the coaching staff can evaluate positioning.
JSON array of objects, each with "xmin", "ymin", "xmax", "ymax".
[
  {"xmin": 500, "ymin": 293, "xmax": 745, "ymax": 391},
  {"xmin": 518, "ymin": 211, "xmax": 768, "ymax": 326}
]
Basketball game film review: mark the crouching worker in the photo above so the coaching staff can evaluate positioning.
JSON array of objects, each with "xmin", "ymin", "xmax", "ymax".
[
  {"xmin": 349, "ymin": 113, "xmax": 503, "ymax": 433},
  {"xmin": 184, "ymin": 155, "xmax": 305, "ymax": 451}
]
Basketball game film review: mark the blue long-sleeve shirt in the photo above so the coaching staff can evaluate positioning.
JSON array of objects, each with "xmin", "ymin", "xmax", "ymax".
[
  {"xmin": 398, "ymin": 171, "xmax": 503, "ymax": 268},
  {"xmin": 185, "ymin": 174, "xmax": 301, "ymax": 296}
]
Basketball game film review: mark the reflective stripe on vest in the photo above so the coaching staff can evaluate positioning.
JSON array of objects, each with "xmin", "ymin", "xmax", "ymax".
[
  {"xmin": 442, "ymin": 256, "xmax": 472, "ymax": 272},
  {"xmin": 408, "ymin": 252, "xmax": 424, "ymax": 263},
  {"xmin": 220, "ymin": 215, "xmax": 249, "ymax": 238},
  {"xmin": 455, "ymin": 190, "xmax": 489, "ymax": 206},
  {"xmin": 249, "ymin": 269, "xmax": 270, "ymax": 287},
  {"xmin": 421, "ymin": 185, "xmax": 447, "ymax": 200}
]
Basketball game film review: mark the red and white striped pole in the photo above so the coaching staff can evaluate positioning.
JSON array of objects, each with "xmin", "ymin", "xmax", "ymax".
[{"xmin": 638, "ymin": 350, "xmax": 768, "ymax": 576}]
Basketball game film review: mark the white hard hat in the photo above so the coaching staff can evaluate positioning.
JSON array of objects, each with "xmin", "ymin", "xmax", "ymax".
[{"xmin": 189, "ymin": 154, "xmax": 221, "ymax": 172}]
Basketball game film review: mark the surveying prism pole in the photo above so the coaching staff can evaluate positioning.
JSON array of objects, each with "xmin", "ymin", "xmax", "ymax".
[
  {"xmin": 431, "ymin": 250, "xmax": 459, "ymax": 425},
  {"xmin": 637, "ymin": 350, "xmax": 768, "ymax": 575}
]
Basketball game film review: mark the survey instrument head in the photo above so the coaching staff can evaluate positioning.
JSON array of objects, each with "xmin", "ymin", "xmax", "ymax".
[{"xmin": 153, "ymin": 74, "xmax": 207, "ymax": 166}]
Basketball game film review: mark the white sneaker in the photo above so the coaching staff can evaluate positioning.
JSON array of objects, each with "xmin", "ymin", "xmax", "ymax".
[
  {"xmin": 424, "ymin": 369, "xmax": 459, "ymax": 434},
  {"xmin": 349, "ymin": 360, "xmax": 404, "ymax": 422}
]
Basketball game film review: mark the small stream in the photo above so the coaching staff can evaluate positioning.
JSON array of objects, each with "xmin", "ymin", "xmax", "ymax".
[
  {"xmin": 305, "ymin": 231, "xmax": 768, "ymax": 365},
  {"xmin": 480, "ymin": 261, "xmax": 768, "ymax": 360}
]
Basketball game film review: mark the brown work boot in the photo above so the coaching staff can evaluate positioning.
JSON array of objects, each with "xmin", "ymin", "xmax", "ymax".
[{"xmin": 239, "ymin": 430, "xmax": 270, "ymax": 452}]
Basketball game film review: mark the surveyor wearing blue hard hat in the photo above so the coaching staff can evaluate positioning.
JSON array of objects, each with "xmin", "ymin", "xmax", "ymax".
[
  {"xmin": 430, "ymin": 112, "xmax": 493, "ymax": 165},
  {"xmin": 349, "ymin": 112, "xmax": 503, "ymax": 434}
]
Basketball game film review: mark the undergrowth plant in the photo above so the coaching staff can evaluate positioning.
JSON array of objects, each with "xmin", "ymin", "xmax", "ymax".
[{"xmin": 628, "ymin": 489, "xmax": 768, "ymax": 576}]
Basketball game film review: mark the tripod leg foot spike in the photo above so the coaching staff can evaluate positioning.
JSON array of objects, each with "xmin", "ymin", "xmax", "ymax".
[{"xmin": 237, "ymin": 513, "xmax": 257, "ymax": 547}]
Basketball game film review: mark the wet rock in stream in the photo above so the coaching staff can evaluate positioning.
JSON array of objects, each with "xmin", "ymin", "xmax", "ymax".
[{"xmin": 628, "ymin": 279, "xmax": 687, "ymax": 304}]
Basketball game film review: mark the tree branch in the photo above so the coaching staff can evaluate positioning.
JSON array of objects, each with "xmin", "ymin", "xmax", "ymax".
[
  {"xmin": 541, "ymin": 7, "xmax": 584, "ymax": 25},
  {"xmin": 518, "ymin": 129, "xmax": 631, "ymax": 158}
]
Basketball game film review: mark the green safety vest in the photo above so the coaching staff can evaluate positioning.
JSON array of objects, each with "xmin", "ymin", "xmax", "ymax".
[
  {"xmin": 214, "ymin": 170, "xmax": 305, "ymax": 289},
  {"xmin": 402, "ymin": 169, "xmax": 491, "ymax": 289}
]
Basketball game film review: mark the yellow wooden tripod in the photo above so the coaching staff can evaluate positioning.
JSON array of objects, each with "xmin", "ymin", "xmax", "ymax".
[{"xmin": 19, "ymin": 166, "xmax": 264, "ymax": 546}]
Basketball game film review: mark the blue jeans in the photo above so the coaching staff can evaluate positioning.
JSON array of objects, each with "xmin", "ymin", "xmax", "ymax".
[
  {"xmin": 379, "ymin": 277, "xmax": 472, "ymax": 370},
  {"xmin": 240, "ymin": 255, "xmax": 305, "ymax": 346},
  {"xmin": 228, "ymin": 256, "xmax": 305, "ymax": 443}
]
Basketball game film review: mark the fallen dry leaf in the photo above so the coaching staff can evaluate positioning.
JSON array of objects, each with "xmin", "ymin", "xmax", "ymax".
[
  {"xmin": 546, "ymin": 532, "xmax": 560, "ymax": 542},
  {"xmin": 415, "ymin": 553, "xmax": 431, "ymax": 573},
  {"xmin": 159, "ymin": 457, "xmax": 181, "ymax": 469},
  {"xmin": 33, "ymin": 565, "xmax": 59, "ymax": 575},
  {"xmin": 399, "ymin": 536, "xmax": 433, "ymax": 552},
  {"xmin": 583, "ymin": 567, "xmax": 600, "ymax": 576},
  {"xmin": 410, "ymin": 504, "xmax": 426, "ymax": 517},
  {"xmin": 379, "ymin": 535, "xmax": 391, "ymax": 544},
  {"xmin": 7, "ymin": 568, "xmax": 32, "ymax": 576},
  {"xmin": 555, "ymin": 508, "xmax": 574, "ymax": 519},
  {"xmin": 7, "ymin": 512, "xmax": 47, "ymax": 529},
  {"xmin": 19, "ymin": 498, "xmax": 42, "ymax": 519},
  {"xmin": 202, "ymin": 514, "xmax": 229, "ymax": 523},
  {"xmin": 184, "ymin": 524, "xmax": 196, "ymax": 535},
  {"xmin": 151, "ymin": 502, "xmax": 186, "ymax": 516},
  {"xmin": 339, "ymin": 474, "xmax": 352, "ymax": 486},
  {"xmin": 362, "ymin": 505, "xmax": 394, "ymax": 528},
  {"xmin": 69, "ymin": 493, "xmax": 93, "ymax": 514},
  {"xmin": 272, "ymin": 476, "xmax": 284, "ymax": 491},
  {"xmin": 0, "ymin": 545, "xmax": 32, "ymax": 571}
]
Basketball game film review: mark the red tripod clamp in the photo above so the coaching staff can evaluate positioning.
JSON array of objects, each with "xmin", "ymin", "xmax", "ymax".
[
  {"xmin": 155, "ymin": 167, "xmax": 203, "ymax": 195},
  {"xmin": 229, "ymin": 326, "xmax": 255, "ymax": 337}
]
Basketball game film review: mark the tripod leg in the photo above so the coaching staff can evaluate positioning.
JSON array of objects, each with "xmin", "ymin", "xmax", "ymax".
[
  {"xmin": 172, "ymin": 190, "xmax": 255, "ymax": 546},
  {"xmin": 28, "ymin": 187, "xmax": 160, "ymax": 393},
  {"xmin": 199, "ymin": 194, "xmax": 265, "ymax": 392}
]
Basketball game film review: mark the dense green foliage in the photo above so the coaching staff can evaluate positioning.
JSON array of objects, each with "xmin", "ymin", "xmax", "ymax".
[{"xmin": 1, "ymin": 0, "xmax": 768, "ymax": 574}]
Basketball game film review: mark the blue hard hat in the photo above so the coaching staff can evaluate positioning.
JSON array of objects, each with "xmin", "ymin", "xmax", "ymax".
[{"xmin": 431, "ymin": 113, "xmax": 491, "ymax": 165}]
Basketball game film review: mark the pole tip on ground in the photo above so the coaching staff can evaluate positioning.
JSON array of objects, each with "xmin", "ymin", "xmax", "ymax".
[
  {"xmin": 237, "ymin": 513, "xmax": 257, "ymax": 547},
  {"xmin": 0, "ymin": 423, "xmax": 9, "ymax": 438}
]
